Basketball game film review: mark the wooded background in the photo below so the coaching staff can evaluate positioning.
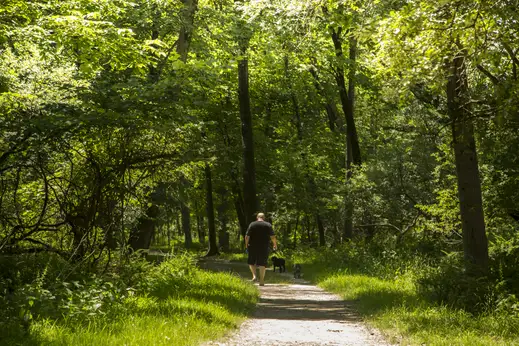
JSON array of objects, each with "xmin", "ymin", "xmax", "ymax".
[{"xmin": 1, "ymin": 0, "xmax": 518, "ymax": 287}]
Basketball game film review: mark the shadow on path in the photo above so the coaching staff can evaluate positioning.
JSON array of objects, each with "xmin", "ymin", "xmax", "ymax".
[{"xmin": 200, "ymin": 258, "xmax": 389, "ymax": 346}]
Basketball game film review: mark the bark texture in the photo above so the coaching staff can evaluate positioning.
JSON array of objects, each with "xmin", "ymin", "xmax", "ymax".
[
  {"xmin": 181, "ymin": 202, "xmax": 192, "ymax": 249},
  {"xmin": 177, "ymin": 0, "xmax": 198, "ymax": 62},
  {"xmin": 447, "ymin": 53, "xmax": 489, "ymax": 273},
  {"xmin": 204, "ymin": 163, "xmax": 219, "ymax": 256},
  {"xmin": 329, "ymin": 26, "xmax": 360, "ymax": 240},
  {"xmin": 238, "ymin": 58, "xmax": 259, "ymax": 225},
  {"xmin": 331, "ymin": 30, "xmax": 361, "ymax": 166}
]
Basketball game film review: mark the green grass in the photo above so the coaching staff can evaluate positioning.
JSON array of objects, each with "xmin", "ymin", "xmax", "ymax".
[
  {"xmin": 219, "ymin": 252, "xmax": 248, "ymax": 263},
  {"xmin": 209, "ymin": 250, "xmax": 298, "ymax": 285},
  {"xmin": 1, "ymin": 262, "xmax": 258, "ymax": 346},
  {"xmin": 199, "ymin": 256, "xmax": 295, "ymax": 285},
  {"xmin": 310, "ymin": 269, "xmax": 519, "ymax": 345}
]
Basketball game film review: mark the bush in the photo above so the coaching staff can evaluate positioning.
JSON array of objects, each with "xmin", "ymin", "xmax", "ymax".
[
  {"xmin": 489, "ymin": 235, "xmax": 519, "ymax": 296},
  {"xmin": 0, "ymin": 250, "xmax": 199, "ymax": 339},
  {"xmin": 417, "ymin": 252, "xmax": 494, "ymax": 312},
  {"xmin": 292, "ymin": 236, "xmax": 519, "ymax": 316}
]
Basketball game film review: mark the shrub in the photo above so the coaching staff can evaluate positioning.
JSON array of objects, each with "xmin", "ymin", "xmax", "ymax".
[{"xmin": 416, "ymin": 252, "xmax": 494, "ymax": 312}]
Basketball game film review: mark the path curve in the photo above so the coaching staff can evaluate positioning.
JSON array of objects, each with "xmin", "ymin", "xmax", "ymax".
[{"xmin": 200, "ymin": 260, "xmax": 389, "ymax": 346}]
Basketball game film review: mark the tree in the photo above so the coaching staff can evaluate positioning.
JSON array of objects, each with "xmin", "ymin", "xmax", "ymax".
[
  {"xmin": 375, "ymin": 0, "xmax": 495, "ymax": 273},
  {"xmin": 236, "ymin": 6, "xmax": 259, "ymax": 226}
]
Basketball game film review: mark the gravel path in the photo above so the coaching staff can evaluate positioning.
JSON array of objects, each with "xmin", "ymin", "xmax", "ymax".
[{"xmin": 200, "ymin": 259, "xmax": 389, "ymax": 346}]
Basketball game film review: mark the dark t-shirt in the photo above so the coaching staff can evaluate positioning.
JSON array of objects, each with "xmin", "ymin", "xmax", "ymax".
[{"xmin": 246, "ymin": 221, "xmax": 274, "ymax": 250}]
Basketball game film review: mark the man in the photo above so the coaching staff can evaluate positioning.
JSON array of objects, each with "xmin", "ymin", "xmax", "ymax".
[{"xmin": 245, "ymin": 212, "xmax": 277, "ymax": 286}]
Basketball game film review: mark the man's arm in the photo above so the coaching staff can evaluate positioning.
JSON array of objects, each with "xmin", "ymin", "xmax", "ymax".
[
  {"xmin": 270, "ymin": 235, "xmax": 277, "ymax": 250},
  {"xmin": 245, "ymin": 235, "xmax": 250, "ymax": 248}
]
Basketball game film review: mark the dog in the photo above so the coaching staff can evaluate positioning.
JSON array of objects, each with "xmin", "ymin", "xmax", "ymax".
[
  {"xmin": 293, "ymin": 263, "xmax": 302, "ymax": 279},
  {"xmin": 271, "ymin": 256, "xmax": 286, "ymax": 273}
]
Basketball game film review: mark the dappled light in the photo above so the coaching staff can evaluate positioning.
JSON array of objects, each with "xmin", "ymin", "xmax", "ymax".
[{"xmin": 1, "ymin": 0, "xmax": 519, "ymax": 345}]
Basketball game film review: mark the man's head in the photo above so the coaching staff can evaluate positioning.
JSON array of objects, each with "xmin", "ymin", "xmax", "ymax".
[{"xmin": 256, "ymin": 212, "xmax": 265, "ymax": 221}]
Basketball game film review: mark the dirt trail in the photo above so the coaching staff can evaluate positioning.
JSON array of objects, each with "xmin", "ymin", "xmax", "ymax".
[{"xmin": 200, "ymin": 259, "xmax": 389, "ymax": 346}]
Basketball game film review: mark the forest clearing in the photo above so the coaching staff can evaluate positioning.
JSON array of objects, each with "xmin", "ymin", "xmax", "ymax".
[{"xmin": 1, "ymin": 0, "xmax": 519, "ymax": 345}]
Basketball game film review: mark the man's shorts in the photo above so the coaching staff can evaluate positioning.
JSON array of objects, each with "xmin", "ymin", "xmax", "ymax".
[{"xmin": 247, "ymin": 246, "xmax": 269, "ymax": 267}]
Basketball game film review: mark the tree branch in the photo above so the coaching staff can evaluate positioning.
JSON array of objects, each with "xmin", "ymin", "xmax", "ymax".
[
  {"xmin": 502, "ymin": 41, "xmax": 519, "ymax": 67},
  {"xmin": 476, "ymin": 64, "xmax": 500, "ymax": 85}
]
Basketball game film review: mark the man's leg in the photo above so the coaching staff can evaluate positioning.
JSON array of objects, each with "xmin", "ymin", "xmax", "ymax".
[
  {"xmin": 249, "ymin": 265, "xmax": 257, "ymax": 280},
  {"xmin": 247, "ymin": 248, "xmax": 257, "ymax": 280},
  {"xmin": 258, "ymin": 266, "xmax": 266, "ymax": 285}
]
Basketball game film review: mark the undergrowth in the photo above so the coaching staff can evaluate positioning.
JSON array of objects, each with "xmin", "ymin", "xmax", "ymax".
[
  {"xmin": 0, "ymin": 252, "xmax": 258, "ymax": 345},
  {"xmin": 292, "ymin": 236, "xmax": 519, "ymax": 346}
]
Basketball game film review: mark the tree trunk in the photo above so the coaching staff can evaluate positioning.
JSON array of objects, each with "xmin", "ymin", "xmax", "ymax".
[
  {"xmin": 331, "ymin": 30, "xmax": 361, "ymax": 166},
  {"xmin": 306, "ymin": 215, "xmax": 311, "ymax": 244},
  {"xmin": 175, "ymin": 213, "xmax": 181, "ymax": 236},
  {"xmin": 293, "ymin": 215, "xmax": 299, "ymax": 249},
  {"xmin": 317, "ymin": 214, "xmax": 326, "ymax": 247},
  {"xmin": 100, "ymin": 199, "xmax": 117, "ymax": 250},
  {"xmin": 167, "ymin": 217, "xmax": 171, "ymax": 247},
  {"xmin": 329, "ymin": 29, "xmax": 359, "ymax": 241},
  {"xmin": 217, "ymin": 189, "xmax": 230, "ymax": 252},
  {"xmin": 344, "ymin": 135, "xmax": 354, "ymax": 240},
  {"xmin": 204, "ymin": 163, "xmax": 219, "ymax": 256},
  {"xmin": 232, "ymin": 183, "xmax": 248, "ymax": 238},
  {"xmin": 197, "ymin": 214, "xmax": 204, "ymax": 243},
  {"xmin": 181, "ymin": 203, "xmax": 192, "ymax": 249},
  {"xmin": 238, "ymin": 58, "xmax": 259, "ymax": 225},
  {"xmin": 128, "ymin": 205, "xmax": 160, "ymax": 252},
  {"xmin": 309, "ymin": 64, "xmax": 341, "ymax": 132},
  {"xmin": 284, "ymin": 223, "xmax": 290, "ymax": 247},
  {"xmin": 177, "ymin": 0, "xmax": 198, "ymax": 63},
  {"xmin": 447, "ymin": 53, "xmax": 489, "ymax": 274},
  {"xmin": 175, "ymin": 0, "xmax": 197, "ymax": 249}
]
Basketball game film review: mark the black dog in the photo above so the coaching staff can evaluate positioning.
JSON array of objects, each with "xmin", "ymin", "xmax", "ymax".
[
  {"xmin": 271, "ymin": 256, "xmax": 286, "ymax": 273},
  {"xmin": 293, "ymin": 264, "xmax": 302, "ymax": 279}
]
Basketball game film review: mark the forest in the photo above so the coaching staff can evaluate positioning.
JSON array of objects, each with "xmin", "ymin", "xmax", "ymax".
[{"xmin": 1, "ymin": 0, "xmax": 519, "ymax": 345}]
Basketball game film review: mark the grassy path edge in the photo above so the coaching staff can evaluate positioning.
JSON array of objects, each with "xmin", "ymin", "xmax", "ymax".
[{"xmin": 310, "ymin": 269, "xmax": 519, "ymax": 346}]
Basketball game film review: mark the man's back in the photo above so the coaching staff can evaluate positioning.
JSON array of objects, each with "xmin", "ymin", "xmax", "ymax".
[{"xmin": 246, "ymin": 221, "xmax": 274, "ymax": 248}]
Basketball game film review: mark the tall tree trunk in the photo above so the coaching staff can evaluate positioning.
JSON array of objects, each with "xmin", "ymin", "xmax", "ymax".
[
  {"xmin": 181, "ymin": 203, "xmax": 192, "ymax": 249},
  {"xmin": 148, "ymin": 7, "xmax": 161, "ymax": 82},
  {"xmin": 293, "ymin": 215, "xmax": 299, "ymax": 249},
  {"xmin": 238, "ymin": 58, "xmax": 259, "ymax": 225},
  {"xmin": 177, "ymin": 0, "xmax": 198, "ymax": 249},
  {"xmin": 217, "ymin": 189, "xmax": 230, "ymax": 252},
  {"xmin": 167, "ymin": 217, "xmax": 171, "ymax": 247},
  {"xmin": 177, "ymin": 0, "xmax": 198, "ymax": 63},
  {"xmin": 175, "ymin": 213, "xmax": 181, "ymax": 236},
  {"xmin": 218, "ymin": 214, "xmax": 230, "ymax": 253},
  {"xmin": 232, "ymin": 185, "xmax": 248, "ymax": 238},
  {"xmin": 309, "ymin": 64, "xmax": 341, "ymax": 132},
  {"xmin": 344, "ymin": 135, "xmax": 354, "ymax": 240},
  {"xmin": 196, "ymin": 213, "xmax": 204, "ymax": 243},
  {"xmin": 284, "ymin": 223, "xmax": 290, "ymax": 247},
  {"xmin": 306, "ymin": 215, "xmax": 311, "ymax": 244},
  {"xmin": 447, "ymin": 52, "xmax": 489, "ymax": 274},
  {"xmin": 329, "ymin": 27, "xmax": 360, "ymax": 241},
  {"xmin": 331, "ymin": 30, "xmax": 361, "ymax": 166},
  {"xmin": 317, "ymin": 214, "xmax": 326, "ymax": 247},
  {"xmin": 204, "ymin": 163, "xmax": 219, "ymax": 256}
]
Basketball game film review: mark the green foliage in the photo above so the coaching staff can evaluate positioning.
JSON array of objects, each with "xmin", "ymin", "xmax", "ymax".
[
  {"xmin": 0, "ymin": 253, "xmax": 258, "ymax": 345},
  {"xmin": 2, "ymin": 0, "xmax": 519, "ymax": 342},
  {"xmin": 417, "ymin": 253, "xmax": 494, "ymax": 313},
  {"xmin": 296, "ymin": 240, "xmax": 519, "ymax": 345}
]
